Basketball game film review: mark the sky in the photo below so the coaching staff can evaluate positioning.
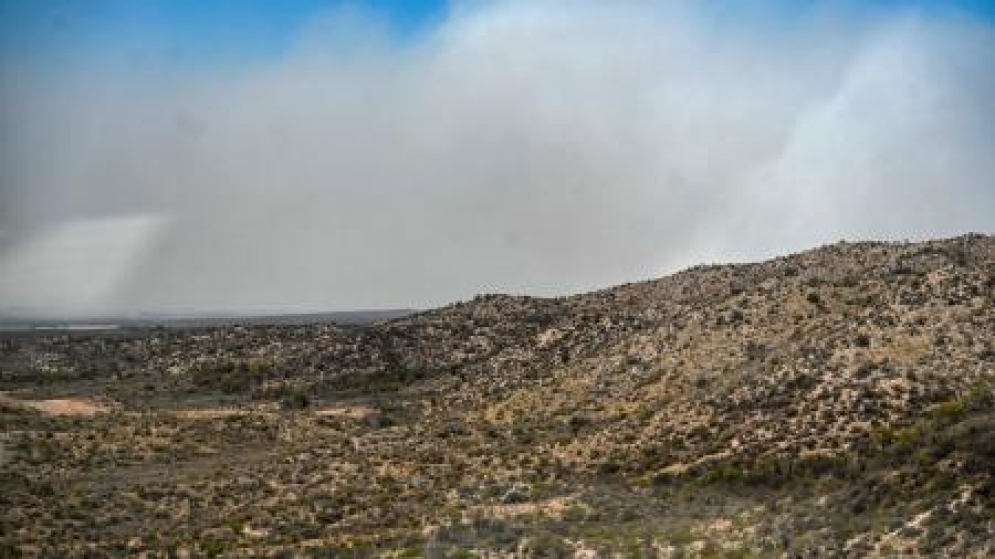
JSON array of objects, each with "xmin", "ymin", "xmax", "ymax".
[{"xmin": 1, "ymin": 0, "xmax": 994, "ymax": 315}]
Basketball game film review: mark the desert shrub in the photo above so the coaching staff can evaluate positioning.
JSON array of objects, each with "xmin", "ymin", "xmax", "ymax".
[
  {"xmin": 863, "ymin": 380, "xmax": 995, "ymax": 486},
  {"xmin": 742, "ymin": 458, "xmax": 786, "ymax": 485},
  {"xmin": 943, "ymin": 416, "xmax": 995, "ymax": 475},
  {"xmin": 280, "ymin": 390, "xmax": 310, "ymax": 410},
  {"xmin": 744, "ymin": 341, "xmax": 767, "ymax": 361},
  {"xmin": 566, "ymin": 414, "xmax": 591, "ymax": 434},
  {"xmin": 201, "ymin": 538, "xmax": 229, "ymax": 558},
  {"xmin": 701, "ymin": 463, "xmax": 745, "ymax": 484},
  {"xmin": 661, "ymin": 527, "xmax": 695, "ymax": 547},
  {"xmin": 597, "ymin": 460, "xmax": 621, "ymax": 475},
  {"xmin": 324, "ymin": 367, "xmax": 435, "ymax": 394},
  {"xmin": 561, "ymin": 505, "xmax": 587, "ymax": 522},
  {"xmin": 189, "ymin": 359, "xmax": 271, "ymax": 394},
  {"xmin": 930, "ymin": 400, "xmax": 966, "ymax": 423},
  {"xmin": 873, "ymin": 425, "xmax": 924, "ymax": 450},
  {"xmin": 398, "ymin": 546, "xmax": 424, "ymax": 558},
  {"xmin": 526, "ymin": 534, "xmax": 571, "ymax": 558},
  {"xmin": 794, "ymin": 453, "xmax": 848, "ymax": 477},
  {"xmin": 689, "ymin": 424, "xmax": 712, "ymax": 439}
]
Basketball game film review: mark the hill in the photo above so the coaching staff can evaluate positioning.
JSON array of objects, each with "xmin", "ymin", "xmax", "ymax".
[{"xmin": 1, "ymin": 234, "xmax": 993, "ymax": 557}]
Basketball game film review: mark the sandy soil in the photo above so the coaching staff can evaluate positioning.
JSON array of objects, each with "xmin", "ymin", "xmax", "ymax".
[
  {"xmin": 314, "ymin": 405, "xmax": 376, "ymax": 420},
  {"xmin": 0, "ymin": 394, "xmax": 111, "ymax": 416}
]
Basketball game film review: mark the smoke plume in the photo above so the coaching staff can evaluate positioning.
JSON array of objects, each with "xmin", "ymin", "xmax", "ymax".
[{"xmin": 2, "ymin": 1, "xmax": 994, "ymax": 313}]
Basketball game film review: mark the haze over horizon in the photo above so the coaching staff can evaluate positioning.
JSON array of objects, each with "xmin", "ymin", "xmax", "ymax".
[{"xmin": 2, "ymin": 0, "xmax": 994, "ymax": 316}]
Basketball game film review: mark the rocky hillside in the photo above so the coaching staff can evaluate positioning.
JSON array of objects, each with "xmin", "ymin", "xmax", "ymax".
[{"xmin": 1, "ymin": 234, "xmax": 993, "ymax": 557}]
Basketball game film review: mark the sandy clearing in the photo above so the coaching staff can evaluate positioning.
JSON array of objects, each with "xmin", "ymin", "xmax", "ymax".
[
  {"xmin": 473, "ymin": 495, "xmax": 579, "ymax": 520},
  {"xmin": 314, "ymin": 405, "xmax": 375, "ymax": 420},
  {"xmin": 0, "ymin": 394, "xmax": 111, "ymax": 416},
  {"xmin": 174, "ymin": 408, "xmax": 248, "ymax": 420}
]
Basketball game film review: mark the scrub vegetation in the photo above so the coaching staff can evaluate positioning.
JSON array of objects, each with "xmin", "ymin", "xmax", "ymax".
[{"xmin": 1, "ymin": 235, "xmax": 993, "ymax": 557}]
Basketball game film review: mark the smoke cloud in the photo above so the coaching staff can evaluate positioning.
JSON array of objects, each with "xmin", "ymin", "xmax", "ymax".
[{"xmin": 2, "ymin": 1, "xmax": 994, "ymax": 314}]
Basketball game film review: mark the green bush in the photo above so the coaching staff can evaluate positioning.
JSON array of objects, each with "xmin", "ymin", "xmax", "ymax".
[
  {"xmin": 701, "ymin": 463, "xmax": 745, "ymax": 484},
  {"xmin": 930, "ymin": 400, "xmax": 966, "ymax": 423},
  {"xmin": 324, "ymin": 367, "xmax": 434, "ymax": 394},
  {"xmin": 280, "ymin": 390, "xmax": 310, "ymax": 410},
  {"xmin": 189, "ymin": 359, "xmax": 271, "ymax": 394}
]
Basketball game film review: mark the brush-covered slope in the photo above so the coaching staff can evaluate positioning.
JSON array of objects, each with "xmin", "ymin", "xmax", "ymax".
[{"xmin": 1, "ymin": 235, "xmax": 993, "ymax": 557}]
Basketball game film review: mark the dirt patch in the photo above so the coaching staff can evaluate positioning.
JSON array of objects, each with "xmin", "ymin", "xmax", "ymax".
[
  {"xmin": 0, "ymin": 394, "xmax": 111, "ymax": 416},
  {"xmin": 174, "ymin": 408, "xmax": 248, "ymax": 420},
  {"xmin": 473, "ymin": 496, "xmax": 579, "ymax": 521},
  {"xmin": 314, "ymin": 405, "xmax": 376, "ymax": 420}
]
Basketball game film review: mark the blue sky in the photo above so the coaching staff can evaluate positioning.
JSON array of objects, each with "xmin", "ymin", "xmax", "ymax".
[
  {"xmin": 0, "ymin": 0, "xmax": 448, "ymax": 69},
  {"xmin": 2, "ymin": 0, "xmax": 994, "ymax": 70}
]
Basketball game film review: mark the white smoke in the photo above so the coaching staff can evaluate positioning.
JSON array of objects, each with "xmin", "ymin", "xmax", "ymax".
[
  {"xmin": 1, "ymin": 1, "xmax": 993, "ymax": 313},
  {"xmin": 0, "ymin": 216, "xmax": 166, "ymax": 314}
]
